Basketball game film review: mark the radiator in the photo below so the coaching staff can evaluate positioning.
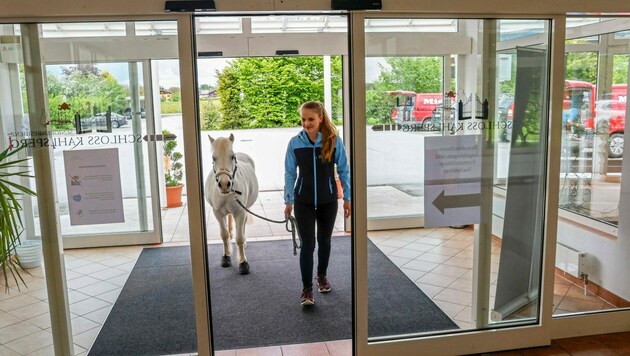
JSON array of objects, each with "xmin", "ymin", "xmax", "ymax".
[{"xmin": 555, "ymin": 242, "xmax": 587, "ymax": 279}]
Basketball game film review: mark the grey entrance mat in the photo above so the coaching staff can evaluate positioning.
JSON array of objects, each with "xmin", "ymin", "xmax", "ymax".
[{"xmin": 88, "ymin": 236, "xmax": 458, "ymax": 355}]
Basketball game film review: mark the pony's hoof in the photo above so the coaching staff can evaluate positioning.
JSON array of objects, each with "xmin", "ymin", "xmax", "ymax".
[
  {"xmin": 221, "ymin": 255, "xmax": 231, "ymax": 267},
  {"xmin": 239, "ymin": 261, "xmax": 250, "ymax": 275}
]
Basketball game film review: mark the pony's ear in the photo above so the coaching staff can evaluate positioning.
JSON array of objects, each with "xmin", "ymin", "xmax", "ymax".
[
  {"xmin": 229, "ymin": 133, "xmax": 234, "ymax": 142},
  {"xmin": 208, "ymin": 135, "xmax": 215, "ymax": 143}
]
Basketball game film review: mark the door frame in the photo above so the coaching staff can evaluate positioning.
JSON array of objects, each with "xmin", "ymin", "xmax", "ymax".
[
  {"xmin": 4, "ymin": 8, "xmax": 628, "ymax": 356},
  {"xmin": 349, "ymin": 12, "xmax": 563, "ymax": 355}
]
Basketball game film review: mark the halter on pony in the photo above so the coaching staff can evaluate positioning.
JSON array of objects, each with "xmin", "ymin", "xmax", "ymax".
[
  {"xmin": 210, "ymin": 134, "xmax": 241, "ymax": 195},
  {"xmin": 212, "ymin": 153, "xmax": 239, "ymax": 193}
]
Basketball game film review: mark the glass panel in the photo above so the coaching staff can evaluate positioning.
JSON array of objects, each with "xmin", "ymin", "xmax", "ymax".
[
  {"xmin": 135, "ymin": 21, "xmax": 178, "ymax": 36},
  {"xmin": 196, "ymin": 17, "xmax": 242, "ymax": 34},
  {"xmin": 194, "ymin": 15, "xmax": 350, "ymax": 352},
  {"xmin": 366, "ymin": 55, "xmax": 444, "ymax": 222},
  {"xmin": 251, "ymin": 15, "xmax": 348, "ymax": 33},
  {"xmin": 554, "ymin": 18, "xmax": 630, "ymax": 317},
  {"xmin": 41, "ymin": 22, "xmax": 127, "ymax": 38},
  {"xmin": 1, "ymin": 20, "xmax": 193, "ymax": 355},
  {"xmin": 365, "ymin": 18, "xmax": 457, "ymax": 33},
  {"xmin": 0, "ymin": 24, "xmax": 42, "ymax": 293},
  {"xmin": 566, "ymin": 18, "xmax": 605, "ymax": 28},
  {"xmin": 498, "ymin": 19, "xmax": 545, "ymax": 41},
  {"xmin": 42, "ymin": 62, "xmax": 157, "ymax": 236},
  {"xmin": 365, "ymin": 17, "xmax": 550, "ymax": 341},
  {"xmin": 615, "ymin": 30, "xmax": 630, "ymax": 40}
]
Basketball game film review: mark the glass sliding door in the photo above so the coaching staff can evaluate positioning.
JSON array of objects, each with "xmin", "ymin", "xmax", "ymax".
[
  {"xmin": 353, "ymin": 13, "xmax": 555, "ymax": 355},
  {"xmin": 553, "ymin": 17, "xmax": 630, "ymax": 317},
  {"xmin": 193, "ymin": 14, "xmax": 352, "ymax": 353},
  {"xmin": 31, "ymin": 21, "xmax": 181, "ymax": 248}
]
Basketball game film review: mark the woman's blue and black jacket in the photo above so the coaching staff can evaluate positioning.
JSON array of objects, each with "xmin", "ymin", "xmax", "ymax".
[{"xmin": 284, "ymin": 130, "xmax": 351, "ymax": 207}]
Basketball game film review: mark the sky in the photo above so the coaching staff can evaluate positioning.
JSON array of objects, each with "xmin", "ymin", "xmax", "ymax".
[{"xmin": 46, "ymin": 57, "xmax": 388, "ymax": 89}]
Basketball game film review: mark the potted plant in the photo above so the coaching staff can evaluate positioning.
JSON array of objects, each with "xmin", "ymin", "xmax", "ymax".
[
  {"xmin": 1, "ymin": 144, "xmax": 37, "ymax": 290},
  {"xmin": 163, "ymin": 129, "xmax": 184, "ymax": 207}
]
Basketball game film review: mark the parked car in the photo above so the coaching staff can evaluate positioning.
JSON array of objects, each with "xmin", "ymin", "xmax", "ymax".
[
  {"xmin": 92, "ymin": 112, "xmax": 129, "ymax": 128},
  {"xmin": 498, "ymin": 97, "xmax": 514, "ymax": 121},
  {"xmin": 498, "ymin": 97, "xmax": 514, "ymax": 142},
  {"xmin": 124, "ymin": 107, "xmax": 146, "ymax": 119},
  {"xmin": 594, "ymin": 99, "xmax": 626, "ymax": 158},
  {"xmin": 427, "ymin": 106, "xmax": 456, "ymax": 131}
]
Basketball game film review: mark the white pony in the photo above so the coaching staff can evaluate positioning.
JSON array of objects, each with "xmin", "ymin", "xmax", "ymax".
[{"xmin": 204, "ymin": 134, "xmax": 259, "ymax": 275}]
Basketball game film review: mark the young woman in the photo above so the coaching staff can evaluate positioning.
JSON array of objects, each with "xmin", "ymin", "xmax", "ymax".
[{"xmin": 284, "ymin": 101, "xmax": 351, "ymax": 306}]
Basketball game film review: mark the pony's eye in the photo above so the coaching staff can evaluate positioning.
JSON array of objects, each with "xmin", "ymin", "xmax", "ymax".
[{"xmin": 212, "ymin": 156, "xmax": 216, "ymax": 161}]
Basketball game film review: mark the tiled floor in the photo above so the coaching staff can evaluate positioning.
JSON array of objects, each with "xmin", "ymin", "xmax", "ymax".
[
  {"xmin": 478, "ymin": 331, "xmax": 630, "ymax": 355},
  {"xmin": 0, "ymin": 191, "xmax": 623, "ymax": 355}
]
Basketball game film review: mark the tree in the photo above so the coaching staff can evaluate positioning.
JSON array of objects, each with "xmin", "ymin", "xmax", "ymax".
[
  {"xmin": 565, "ymin": 52, "xmax": 597, "ymax": 84},
  {"xmin": 365, "ymin": 57, "xmax": 443, "ymax": 124},
  {"xmin": 377, "ymin": 57, "xmax": 443, "ymax": 93},
  {"xmin": 47, "ymin": 65, "xmax": 128, "ymax": 126},
  {"xmin": 613, "ymin": 54, "xmax": 629, "ymax": 84},
  {"xmin": 216, "ymin": 65, "xmax": 249, "ymax": 129},
  {"xmin": 215, "ymin": 56, "xmax": 342, "ymax": 129}
]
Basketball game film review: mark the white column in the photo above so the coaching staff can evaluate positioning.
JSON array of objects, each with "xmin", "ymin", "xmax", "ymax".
[{"xmin": 21, "ymin": 23, "xmax": 74, "ymax": 356}]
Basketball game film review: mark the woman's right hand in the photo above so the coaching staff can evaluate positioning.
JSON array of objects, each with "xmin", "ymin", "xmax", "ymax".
[{"xmin": 284, "ymin": 204, "xmax": 293, "ymax": 219}]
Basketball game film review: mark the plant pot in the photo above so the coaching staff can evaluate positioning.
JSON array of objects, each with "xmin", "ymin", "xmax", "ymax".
[
  {"xmin": 15, "ymin": 240, "xmax": 43, "ymax": 269},
  {"xmin": 166, "ymin": 185, "xmax": 184, "ymax": 208}
]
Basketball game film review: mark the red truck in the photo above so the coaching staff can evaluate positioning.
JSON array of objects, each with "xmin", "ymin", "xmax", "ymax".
[
  {"xmin": 387, "ymin": 91, "xmax": 445, "ymax": 130},
  {"xmin": 505, "ymin": 80, "xmax": 626, "ymax": 157}
]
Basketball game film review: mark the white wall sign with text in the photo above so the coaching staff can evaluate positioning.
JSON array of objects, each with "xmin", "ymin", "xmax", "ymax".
[
  {"xmin": 64, "ymin": 148, "xmax": 125, "ymax": 225},
  {"xmin": 424, "ymin": 135, "xmax": 482, "ymax": 228}
]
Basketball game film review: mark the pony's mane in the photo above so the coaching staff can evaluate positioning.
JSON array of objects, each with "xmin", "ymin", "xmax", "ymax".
[{"xmin": 212, "ymin": 137, "xmax": 234, "ymax": 155}]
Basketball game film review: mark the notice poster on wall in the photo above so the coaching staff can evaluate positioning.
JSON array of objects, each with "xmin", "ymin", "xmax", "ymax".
[
  {"xmin": 64, "ymin": 148, "xmax": 124, "ymax": 225},
  {"xmin": 424, "ymin": 135, "xmax": 482, "ymax": 228}
]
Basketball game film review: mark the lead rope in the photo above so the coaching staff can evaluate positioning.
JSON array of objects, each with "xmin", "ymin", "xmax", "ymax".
[{"xmin": 234, "ymin": 196, "xmax": 301, "ymax": 255}]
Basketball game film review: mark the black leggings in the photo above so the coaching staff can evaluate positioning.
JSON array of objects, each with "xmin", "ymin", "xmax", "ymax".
[{"xmin": 294, "ymin": 200, "xmax": 338, "ymax": 289}]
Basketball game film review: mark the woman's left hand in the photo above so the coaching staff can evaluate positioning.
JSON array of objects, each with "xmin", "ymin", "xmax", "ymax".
[{"xmin": 343, "ymin": 201, "xmax": 351, "ymax": 218}]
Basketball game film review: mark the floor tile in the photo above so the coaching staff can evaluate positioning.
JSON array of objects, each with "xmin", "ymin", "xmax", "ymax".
[
  {"xmin": 0, "ymin": 294, "xmax": 40, "ymax": 313},
  {"xmin": 0, "ymin": 310, "xmax": 22, "ymax": 328},
  {"xmin": 593, "ymin": 332, "xmax": 630, "ymax": 354},
  {"xmin": 25, "ymin": 344, "xmax": 54, "ymax": 356},
  {"xmin": 0, "ymin": 344, "xmax": 21, "ymax": 356},
  {"xmin": 7, "ymin": 300, "xmax": 51, "ymax": 320},
  {"xmin": 402, "ymin": 259, "xmax": 439, "ymax": 272},
  {"xmin": 326, "ymin": 339, "xmax": 352, "ymax": 356},
  {"xmin": 71, "ymin": 316, "xmax": 99, "ymax": 335},
  {"xmin": 5, "ymin": 329, "xmax": 53, "ymax": 355},
  {"xmin": 554, "ymin": 337, "xmax": 618, "ymax": 355},
  {"xmin": 75, "ymin": 280, "xmax": 120, "ymax": 297},
  {"xmin": 69, "ymin": 298, "xmax": 110, "ymax": 316},
  {"xmin": 25, "ymin": 312, "xmax": 52, "ymax": 330},
  {"xmin": 281, "ymin": 342, "xmax": 329, "ymax": 356},
  {"xmin": 235, "ymin": 345, "xmax": 283, "ymax": 356},
  {"xmin": 434, "ymin": 288, "xmax": 473, "ymax": 306},
  {"xmin": 0, "ymin": 321, "xmax": 41, "ymax": 344},
  {"xmin": 82, "ymin": 305, "xmax": 112, "ymax": 324},
  {"xmin": 417, "ymin": 283, "xmax": 444, "ymax": 298},
  {"xmin": 418, "ymin": 272, "xmax": 459, "ymax": 288},
  {"xmin": 73, "ymin": 326, "xmax": 101, "ymax": 351}
]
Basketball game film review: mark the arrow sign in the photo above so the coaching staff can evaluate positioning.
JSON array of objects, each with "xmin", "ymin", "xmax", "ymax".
[
  {"xmin": 432, "ymin": 190, "xmax": 481, "ymax": 215},
  {"xmin": 143, "ymin": 133, "xmax": 178, "ymax": 142}
]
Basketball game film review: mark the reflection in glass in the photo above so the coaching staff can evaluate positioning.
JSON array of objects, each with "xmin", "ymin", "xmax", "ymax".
[
  {"xmin": 365, "ymin": 18, "xmax": 550, "ymax": 342},
  {"xmin": 554, "ymin": 19, "xmax": 629, "ymax": 317}
]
